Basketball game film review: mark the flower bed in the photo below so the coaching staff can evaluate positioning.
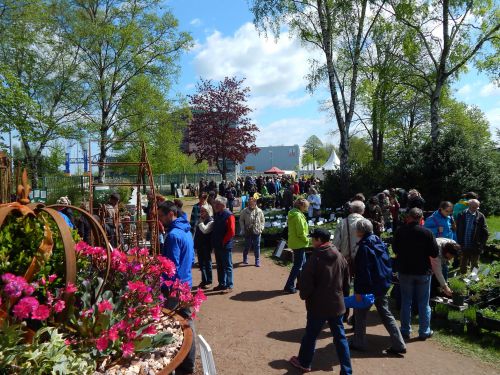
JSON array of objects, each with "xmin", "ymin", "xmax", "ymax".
[{"xmin": 0, "ymin": 241, "xmax": 205, "ymax": 374}]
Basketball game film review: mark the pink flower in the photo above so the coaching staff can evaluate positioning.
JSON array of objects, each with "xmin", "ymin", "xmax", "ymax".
[
  {"xmin": 121, "ymin": 341, "xmax": 135, "ymax": 357},
  {"xmin": 138, "ymin": 248, "xmax": 149, "ymax": 257},
  {"xmin": 157, "ymin": 256, "xmax": 176, "ymax": 277},
  {"xmin": 81, "ymin": 308, "xmax": 93, "ymax": 318},
  {"xmin": 143, "ymin": 293, "xmax": 153, "ymax": 304},
  {"xmin": 96, "ymin": 336, "xmax": 109, "ymax": 352},
  {"xmin": 64, "ymin": 339, "xmax": 72, "ymax": 346},
  {"xmin": 127, "ymin": 280, "xmax": 147, "ymax": 294},
  {"xmin": 65, "ymin": 282, "xmax": 78, "ymax": 294},
  {"xmin": 2, "ymin": 273, "xmax": 33, "ymax": 298},
  {"xmin": 32, "ymin": 304, "xmax": 50, "ymax": 320},
  {"xmin": 108, "ymin": 326, "xmax": 119, "ymax": 342},
  {"xmin": 115, "ymin": 319, "xmax": 129, "ymax": 331},
  {"xmin": 48, "ymin": 274, "xmax": 57, "ymax": 283},
  {"xmin": 98, "ymin": 300, "xmax": 113, "ymax": 313},
  {"xmin": 75, "ymin": 241, "xmax": 89, "ymax": 253},
  {"xmin": 150, "ymin": 305, "xmax": 162, "ymax": 320},
  {"xmin": 143, "ymin": 325, "xmax": 157, "ymax": 335},
  {"xmin": 12, "ymin": 297, "xmax": 39, "ymax": 320},
  {"xmin": 53, "ymin": 300, "xmax": 65, "ymax": 313}
]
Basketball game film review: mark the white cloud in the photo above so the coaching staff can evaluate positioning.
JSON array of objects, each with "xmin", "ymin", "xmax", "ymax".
[
  {"xmin": 248, "ymin": 94, "xmax": 311, "ymax": 113},
  {"xmin": 256, "ymin": 117, "xmax": 334, "ymax": 147},
  {"xmin": 457, "ymin": 84, "xmax": 472, "ymax": 96},
  {"xmin": 480, "ymin": 83, "xmax": 500, "ymax": 97},
  {"xmin": 190, "ymin": 18, "xmax": 202, "ymax": 27},
  {"xmin": 193, "ymin": 22, "xmax": 321, "ymax": 98},
  {"xmin": 485, "ymin": 107, "xmax": 500, "ymax": 130}
]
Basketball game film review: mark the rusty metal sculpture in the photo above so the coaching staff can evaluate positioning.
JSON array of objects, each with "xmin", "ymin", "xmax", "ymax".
[
  {"xmin": 0, "ymin": 169, "xmax": 113, "ymax": 300},
  {"xmin": 0, "ymin": 152, "xmax": 12, "ymax": 204}
]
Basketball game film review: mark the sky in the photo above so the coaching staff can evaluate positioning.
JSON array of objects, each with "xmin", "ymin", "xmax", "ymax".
[{"xmin": 165, "ymin": 0, "xmax": 500, "ymax": 147}]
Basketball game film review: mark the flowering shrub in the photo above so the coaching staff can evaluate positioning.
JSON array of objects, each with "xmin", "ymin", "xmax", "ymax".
[{"xmin": 0, "ymin": 241, "xmax": 206, "ymax": 371}]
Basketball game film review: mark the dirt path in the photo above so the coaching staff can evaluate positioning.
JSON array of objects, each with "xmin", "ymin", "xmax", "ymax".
[{"xmin": 190, "ymin": 240, "xmax": 497, "ymax": 375}]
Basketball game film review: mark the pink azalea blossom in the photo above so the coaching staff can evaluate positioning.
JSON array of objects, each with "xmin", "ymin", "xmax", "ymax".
[
  {"xmin": 12, "ymin": 297, "xmax": 39, "ymax": 320},
  {"xmin": 98, "ymin": 299, "xmax": 113, "ymax": 313},
  {"xmin": 32, "ymin": 304, "xmax": 50, "ymax": 320},
  {"xmin": 121, "ymin": 341, "xmax": 135, "ymax": 357},
  {"xmin": 2, "ymin": 274, "xmax": 33, "ymax": 298},
  {"xmin": 150, "ymin": 305, "xmax": 162, "ymax": 320},
  {"xmin": 96, "ymin": 336, "xmax": 109, "ymax": 352},
  {"xmin": 108, "ymin": 326, "xmax": 119, "ymax": 342},
  {"xmin": 81, "ymin": 308, "xmax": 93, "ymax": 318},
  {"xmin": 53, "ymin": 300, "xmax": 65, "ymax": 313},
  {"xmin": 65, "ymin": 282, "xmax": 78, "ymax": 294},
  {"xmin": 127, "ymin": 280, "xmax": 147, "ymax": 294},
  {"xmin": 157, "ymin": 256, "xmax": 176, "ymax": 277},
  {"xmin": 143, "ymin": 324, "xmax": 157, "ymax": 335},
  {"xmin": 48, "ymin": 274, "xmax": 57, "ymax": 283},
  {"xmin": 138, "ymin": 248, "xmax": 149, "ymax": 257}
]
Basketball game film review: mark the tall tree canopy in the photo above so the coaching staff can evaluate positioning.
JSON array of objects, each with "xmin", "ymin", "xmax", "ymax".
[
  {"xmin": 389, "ymin": 0, "xmax": 500, "ymax": 142},
  {"xmin": 0, "ymin": 0, "xmax": 83, "ymax": 186},
  {"xmin": 187, "ymin": 77, "xmax": 259, "ymax": 180},
  {"xmin": 302, "ymin": 135, "xmax": 328, "ymax": 170},
  {"xmin": 63, "ymin": 0, "xmax": 192, "ymax": 181},
  {"xmin": 251, "ymin": 0, "xmax": 387, "ymax": 193}
]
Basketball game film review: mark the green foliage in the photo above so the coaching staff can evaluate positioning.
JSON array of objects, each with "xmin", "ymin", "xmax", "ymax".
[
  {"xmin": 480, "ymin": 308, "xmax": 500, "ymax": 321},
  {"xmin": 464, "ymin": 307, "xmax": 478, "ymax": 323},
  {"xmin": 448, "ymin": 310, "xmax": 465, "ymax": 323},
  {"xmin": 302, "ymin": 135, "xmax": 328, "ymax": 168},
  {"xmin": 0, "ymin": 325, "xmax": 95, "ymax": 374},
  {"xmin": 448, "ymin": 278, "xmax": 467, "ymax": 295},
  {"xmin": 435, "ymin": 303, "xmax": 450, "ymax": 317},
  {"xmin": 0, "ymin": 213, "xmax": 78, "ymax": 282}
]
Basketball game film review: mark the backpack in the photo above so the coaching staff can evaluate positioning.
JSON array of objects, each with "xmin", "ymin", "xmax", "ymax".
[{"xmin": 368, "ymin": 239, "xmax": 393, "ymax": 292}]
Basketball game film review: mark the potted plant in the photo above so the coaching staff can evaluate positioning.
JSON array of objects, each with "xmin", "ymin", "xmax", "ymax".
[
  {"xmin": 448, "ymin": 278, "xmax": 467, "ymax": 306},
  {"xmin": 477, "ymin": 308, "xmax": 500, "ymax": 332},
  {"xmin": 447, "ymin": 310, "xmax": 465, "ymax": 334},
  {"xmin": 434, "ymin": 303, "xmax": 449, "ymax": 319},
  {"xmin": 464, "ymin": 307, "xmax": 479, "ymax": 336}
]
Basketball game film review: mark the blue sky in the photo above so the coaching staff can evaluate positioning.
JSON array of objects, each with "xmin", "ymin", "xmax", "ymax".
[{"xmin": 166, "ymin": 0, "xmax": 500, "ymax": 147}]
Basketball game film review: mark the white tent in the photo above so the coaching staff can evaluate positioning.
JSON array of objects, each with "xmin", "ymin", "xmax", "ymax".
[{"xmin": 320, "ymin": 150, "xmax": 340, "ymax": 170}]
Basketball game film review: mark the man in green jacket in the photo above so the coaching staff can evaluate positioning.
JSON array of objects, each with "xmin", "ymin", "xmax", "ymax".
[{"xmin": 284, "ymin": 198, "xmax": 310, "ymax": 294}]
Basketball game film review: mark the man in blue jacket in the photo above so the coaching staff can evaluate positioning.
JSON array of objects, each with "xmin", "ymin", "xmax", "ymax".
[
  {"xmin": 350, "ymin": 219, "xmax": 406, "ymax": 355},
  {"xmin": 424, "ymin": 201, "xmax": 456, "ymax": 241},
  {"xmin": 158, "ymin": 201, "xmax": 196, "ymax": 374}
]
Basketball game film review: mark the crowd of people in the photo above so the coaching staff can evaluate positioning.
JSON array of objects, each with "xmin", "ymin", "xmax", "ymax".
[
  {"xmin": 53, "ymin": 180, "xmax": 491, "ymax": 375},
  {"xmin": 286, "ymin": 189, "xmax": 489, "ymax": 374}
]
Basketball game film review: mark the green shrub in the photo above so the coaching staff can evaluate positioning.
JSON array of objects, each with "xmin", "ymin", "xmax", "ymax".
[
  {"xmin": 464, "ymin": 307, "xmax": 478, "ymax": 323},
  {"xmin": 435, "ymin": 303, "xmax": 450, "ymax": 316}
]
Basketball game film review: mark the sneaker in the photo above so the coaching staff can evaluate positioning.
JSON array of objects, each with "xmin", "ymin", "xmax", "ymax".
[
  {"xmin": 255, "ymin": 262, "xmax": 260, "ymax": 267},
  {"xmin": 202, "ymin": 283, "xmax": 212, "ymax": 290},
  {"xmin": 243, "ymin": 260, "xmax": 249, "ymax": 265},
  {"xmin": 385, "ymin": 347, "xmax": 407, "ymax": 356},
  {"xmin": 213, "ymin": 285, "xmax": 226, "ymax": 291},
  {"xmin": 418, "ymin": 330, "xmax": 433, "ymax": 341},
  {"xmin": 289, "ymin": 356, "xmax": 311, "ymax": 373},
  {"xmin": 222, "ymin": 287, "xmax": 234, "ymax": 294},
  {"xmin": 283, "ymin": 287, "xmax": 297, "ymax": 294}
]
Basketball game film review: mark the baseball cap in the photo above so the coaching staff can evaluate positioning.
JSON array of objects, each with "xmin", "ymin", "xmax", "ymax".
[{"xmin": 309, "ymin": 228, "xmax": 331, "ymax": 242}]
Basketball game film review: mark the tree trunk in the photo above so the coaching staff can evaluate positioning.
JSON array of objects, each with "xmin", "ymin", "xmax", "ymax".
[
  {"xmin": 27, "ymin": 156, "xmax": 39, "ymax": 189},
  {"xmin": 98, "ymin": 126, "xmax": 107, "ymax": 183},
  {"xmin": 430, "ymin": 85, "xmax": 442, "ymax": 143}
]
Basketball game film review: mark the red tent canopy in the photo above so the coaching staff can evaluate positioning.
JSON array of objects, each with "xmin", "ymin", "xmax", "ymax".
[{"xmin": 264, "ymin": 166, "xmax": 285, "ymax": 175}]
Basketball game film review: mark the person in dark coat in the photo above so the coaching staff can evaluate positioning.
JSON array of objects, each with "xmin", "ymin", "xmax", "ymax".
[
  {"xmin": 393, "ymin": 208, "xmax": 439, "ymax": 341},
  {"xmin": 289, "ymin": 229, "xmax": 352, "ymax": 374},
  {"xmin": 456, "ymin": 199, "xmax": 488, "ymax": 274},
  {"xmin": 282, "ymin": 186, "xmax": 294, "ymax": 214},
  {"xmin": 194, "ymin": 205, "xmax": 214, "ymax": 288},
  {"xmin": 212, "ymin": 197, "xmax": 235, "ymax": 292},
  {"xmin": 364, "ymin": 196, "xmax": 384, "ymax": 236},
  {"xmin": 350, "ymin": 219, "xmax": 406, "ymax": 355}
]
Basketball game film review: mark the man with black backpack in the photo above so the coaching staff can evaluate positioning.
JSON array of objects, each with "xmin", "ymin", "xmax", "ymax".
[{"xmin": 349, "ymin": 219, "xmax": 407, "ymax": 356}]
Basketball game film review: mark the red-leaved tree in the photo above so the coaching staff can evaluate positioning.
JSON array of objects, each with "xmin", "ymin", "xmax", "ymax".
[{"xmin": 187, "ymin": 77, "xmax": 259, "ymax": 179}]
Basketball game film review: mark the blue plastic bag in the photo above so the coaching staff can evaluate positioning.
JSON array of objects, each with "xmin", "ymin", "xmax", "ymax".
[{"xmin": 344, "ymin": 294, "xmax": 375, "ymax": 309}]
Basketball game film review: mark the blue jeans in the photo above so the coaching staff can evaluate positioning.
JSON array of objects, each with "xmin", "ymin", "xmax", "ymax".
[
  {"xmin": 284, "ymin": 249, "xmax": 306, "ymax": 290},
  {"xmin": 197, "ymin": 246, "xmax": 212, "ymax": 285},
  {"xmin": 399, "ymin": 273, "xmax": 432, "ymax": 337},
  {"xmin": 243, "ymin": 234, "xmax": 261, "ymax": 264},
  {"xmin": 215, "ymin": 243, "xmax": 233, "ymax": 288},
  {"xmin": 298, "ymin": 313, "xmax": 352, "ymax": 374}
]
